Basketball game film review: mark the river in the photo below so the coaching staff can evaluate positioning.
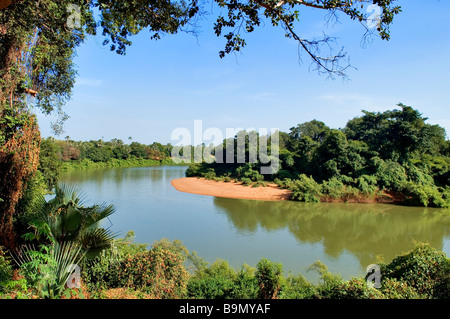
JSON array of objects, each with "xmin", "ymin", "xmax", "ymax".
[{"xmin": 60, "ymin": 165, "xmax": 450, "ymax": 282}]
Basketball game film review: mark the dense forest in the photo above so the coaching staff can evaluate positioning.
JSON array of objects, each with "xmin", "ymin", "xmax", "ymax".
[{"xmin": 186, "ymin": 104, "xmax": 450, "ymax": 208}]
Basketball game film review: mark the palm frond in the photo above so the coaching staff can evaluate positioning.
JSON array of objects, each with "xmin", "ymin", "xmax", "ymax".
[
  {"xmin": 78, "ymin": 228, "xmax": 117, "ymax": 259},
  {"xmin": 80, "ymin": 203, "xmax": 116, "ymax": 231},
  {"xmin": 52, "ymin": 241, "xmax": 86, "ymax": 290}
]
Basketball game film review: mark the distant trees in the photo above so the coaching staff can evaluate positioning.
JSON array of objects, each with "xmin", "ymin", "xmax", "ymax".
[{"xmin": 40, "ymin": 138, "xmax": 174, "ymax": 164}]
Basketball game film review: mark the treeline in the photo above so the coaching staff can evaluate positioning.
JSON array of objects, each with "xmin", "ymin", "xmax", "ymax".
[
  {"xmin": 37, "ymin": 137, "xmax": 183, "ymax": 187},
  {"xmin": 42, "ymin": 137, "xmax": 174, "ymax": 163},
  {"xmin": 186, "ymin": 104, "xmax": 450, "ymax": 208}
]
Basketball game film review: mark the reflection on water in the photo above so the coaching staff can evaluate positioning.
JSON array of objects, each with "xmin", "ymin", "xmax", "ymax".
[
  {"xmin": 60, "ymin": 166, "xmax": 450, "ymax": 280},
  {"xmin": 214, "ymin": 198, "xmax": 450, "ymax": 268}
]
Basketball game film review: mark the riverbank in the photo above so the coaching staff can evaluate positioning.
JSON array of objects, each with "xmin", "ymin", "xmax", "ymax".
[
  {"xmin": 61, "ymin": 158, "xmax": 187, "ymax": 171},
  {"xmin": 171, "ymin": 177, "xmax": 292, "ymax": 201}
]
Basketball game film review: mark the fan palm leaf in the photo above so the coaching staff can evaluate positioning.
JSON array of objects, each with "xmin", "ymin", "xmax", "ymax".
[{"xmin": 29, "ymin": 184, "xmax": 117, "ymax": 258}]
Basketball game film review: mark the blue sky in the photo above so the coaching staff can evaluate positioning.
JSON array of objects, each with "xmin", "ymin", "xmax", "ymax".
[{"xmin": 35, "ymin": 0, "xmax": 450, "ymax": 145}]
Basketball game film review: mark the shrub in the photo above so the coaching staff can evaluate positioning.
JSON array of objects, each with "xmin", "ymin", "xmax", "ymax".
[
  {"xmin": 230, "ymin": 265, "xmax": 259, "ymax": 299},
  {"xmin": 401, "ymin": 182, "xmax": 448, "ymax": 208},
  {"xmin": 289, "ymin": 174, "xmax": 322, "ymax": 202},
  {"xmin": 0, "ymin": 246, "xmax": 13, "ymax": 291},
  {"xmin": 355, "ymin": 174, "xmax": 378, "ymax": 195},
  {"xmin": 236, "ymin": 164, "xmax": 264, "ymax": 182},
  {"xmin": 379, "ymin": 243, "xmax": 450, "ymax": 298},
  {"xmin": 321, "ymin": 278, "xmax": 383, "ymax": 299},
  {"xmin": 187, "ymin": 259, "xmax": 238, "ymax": 299},
  {"xmin": 379, "ymin": 278, "xmax": 421, "ymax": 299},
  {"xmin": 203, "ymin": 168, "xmax": 217, "ymax": 180},
  {"xmin": 240, "ymin": 177, "xmax": 253, "ymax": 186},
  {"xmin": 82, "ymin": 244, "xmax": 123, "ymax": 293},
  {"xmin": 114, "ymin": 245, "xmax": 189, "ymax": 298},
  {"xmin": 280, "ymin": 274, "xmax": 316, "ymax": 299},
  {"xmin": 309, "ymin": 261, "xmax": 382, "ymax": 299},
  {"xmin": 321, "ymin": 177, "xmax": 346, "ymax": 199},
  {"xmin": 255, "ymin": 258, "xmax": 284, "ymax": 299},
  {"xmin": 374, "ymin": 159, "xmax": 408, "ymax": 191}
]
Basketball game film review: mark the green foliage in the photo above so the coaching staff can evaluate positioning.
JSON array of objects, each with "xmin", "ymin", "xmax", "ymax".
[
  {"xmin": 187, "ymin": 259, "xmax": 239, "ymax": 299},
  {"xmin": 25, "ymin": 184, "xmax": 117, "ymax": 258},
  {"xmin": 321, "ymin": 177, "xmax": 347, "ymax": 199},
  {"xmin": 280, "ymin": 274, "xmax": 315, "ymax": 299},
  {"xmin": 255, "ymin": 258, "xmax": 284, "ymax": 299},
  {"xmin": 35, "ymin": 138, "xmax": 180, "ymax": 172},
  {"xmin": 379, "ymin": 243, "xmax": 450, "ymax": 298},
  {"xmin": 112, "ymin": 245, "xmax": 189, "ymax": 298},
  {"xmin": 188, "ymin": 105, "xmax": 449, "ymax": 208},
  {"xmin": 12, "ymin": 242, "xmax": 85, "ymax": 299},
  {"xmin": 236, "ymin": 164, "xmax": 264, "ymax": 182},
  {"xmin": 83, "ymin": 236, "xmax": 194, "ymax": 299},
  {"xmin": 38, "ymin": 138, "xmax": 62, "ymax": 190},
  {"xmin": 74, "ymin": 239, "xmax": 450, "ymax": 299},
  {"xmin": 355, "ymin": 174, "xmax": 378, "ymax": 195},
  {"xmin": 286, "ymin": 175, "xmax": 322, "ymax": 203},
  {"xmin": 81, "ymin": 231, "xmax": 146, "ymax": 293},
  {"xmin": 378, "ymin": 278, "xmax": 421, "ymax": 299},
  {"xmin": 187, "ymin": 260, "xmax": 259, "ymax": 299},
  {"xmin": 0, "ymin": 246, "xmax": 13, "ymax": 291},
  {"xmin": 401, "ymin": 182, "xmax": 449, "ymax": 208}
]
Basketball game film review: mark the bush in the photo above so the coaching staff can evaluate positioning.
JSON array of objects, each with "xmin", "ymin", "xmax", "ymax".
[
  {"xmin": 379, "ymin": 243, "xmax": 450, "ymax": 298},
  {"xmin": 187, "ymin": 259, "xmax": 238, "ymax": 299},
  {"xmin": 280, "ymin": 274, "xmax": 316, "ymax": 299},
  {"xmin": 289, "ymin": 174, "xmax": 323, "ymax": 202},
  {"xmin": 309, "ymin": 261, "xmax": 382, "ymax": 299},
  {"xmin": 374, "ymin": 159, "xmax": 408, "ymax": 191},
  {"xmin": 0, "ymin": 246, "xmax": 13, "ymax": 290},
  {"xmin": 401, "ymin": 182, "xmax": 448, "ymax": 208},
  {"xmin": 240, "ymin": 177, "xmax": 253, "ymax": 186},
  {"xmin": 112, "ymin": 245, "xmax": 189, "ymax": 298},
  {"xmin": 230, "ymin": 265, "xmax": 259, "ymax": 299},
  {"xmin": 379, "ymin": 278, "xmax": 421, "ymax": 299},
  {"xmin": 319, "ymin": 278, "xmax": 383, "ymax": 299},
  {"xmin": 203, "ymin": 168, "xmax": 217, "ymax": 180},
  {"xmin": 255, "ymin": 258, "xmax": 284, "ymax": 299},
  {"xmin": 321, "ymin": 177, "xmax": 346, "ymax": 199},
  {"xmin": 355, "ymin": 174, "xmax": 378, "ymax": 195}
]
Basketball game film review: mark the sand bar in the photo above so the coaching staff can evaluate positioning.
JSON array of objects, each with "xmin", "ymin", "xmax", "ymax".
[{"xmin": 171, "ymin": 177, "xmax": 292, "ymax": 201}]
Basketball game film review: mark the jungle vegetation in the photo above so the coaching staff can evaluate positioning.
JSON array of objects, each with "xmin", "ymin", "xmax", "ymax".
[{"xmin": 186, "ymin": 104, "xmax": 450, "ymax": 208}]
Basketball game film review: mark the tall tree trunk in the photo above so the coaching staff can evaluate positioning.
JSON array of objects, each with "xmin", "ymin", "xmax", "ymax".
[
  {"xmin": 0, "ymin": 114, "xmax": 40, "ymax": 250},
  {"xmin": 0, "ymin": 34, "xmax": 19, "ymax": 106},
  {"xmin": 0, "ymin": 33, "xmax": 40, "ymax": 250}
]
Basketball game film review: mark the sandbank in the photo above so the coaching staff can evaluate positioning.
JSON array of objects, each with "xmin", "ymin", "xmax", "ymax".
[{"xmin": 171, "ymin": 177, "xmax": 292, "ymax": 201}]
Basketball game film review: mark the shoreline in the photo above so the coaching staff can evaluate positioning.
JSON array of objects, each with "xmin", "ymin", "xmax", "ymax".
[{"xmin": 171, "ymin": 177, "xmax": 292, "ymax": 201}]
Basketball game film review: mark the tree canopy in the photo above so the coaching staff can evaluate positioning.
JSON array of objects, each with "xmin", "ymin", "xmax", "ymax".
[
  {"xmin": 1, "ymin": 0, "xmax": 402, "ymax": 118},
  {"xmin": 187, "ymin": 104, "xmax": 450, "ymax": 208}
]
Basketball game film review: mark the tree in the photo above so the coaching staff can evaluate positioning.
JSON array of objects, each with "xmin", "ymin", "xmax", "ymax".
[
  {"xmin": 344, "ymin": 104, "xmax": 434, "ymax": 163},
  {"xmin": 213, "ymin": 0, "xmax": 401, "ymax": 78},
  {"xmin": 28, "ymin": 184, "xmax": 116, "ymax": 259},
  {"xmin": 289, "ymin": 120, "xmax": 330, "ymax": 144},
  {"xmin": 38, "ymin": 138, "xmax": 62, "ymax": 190}
]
